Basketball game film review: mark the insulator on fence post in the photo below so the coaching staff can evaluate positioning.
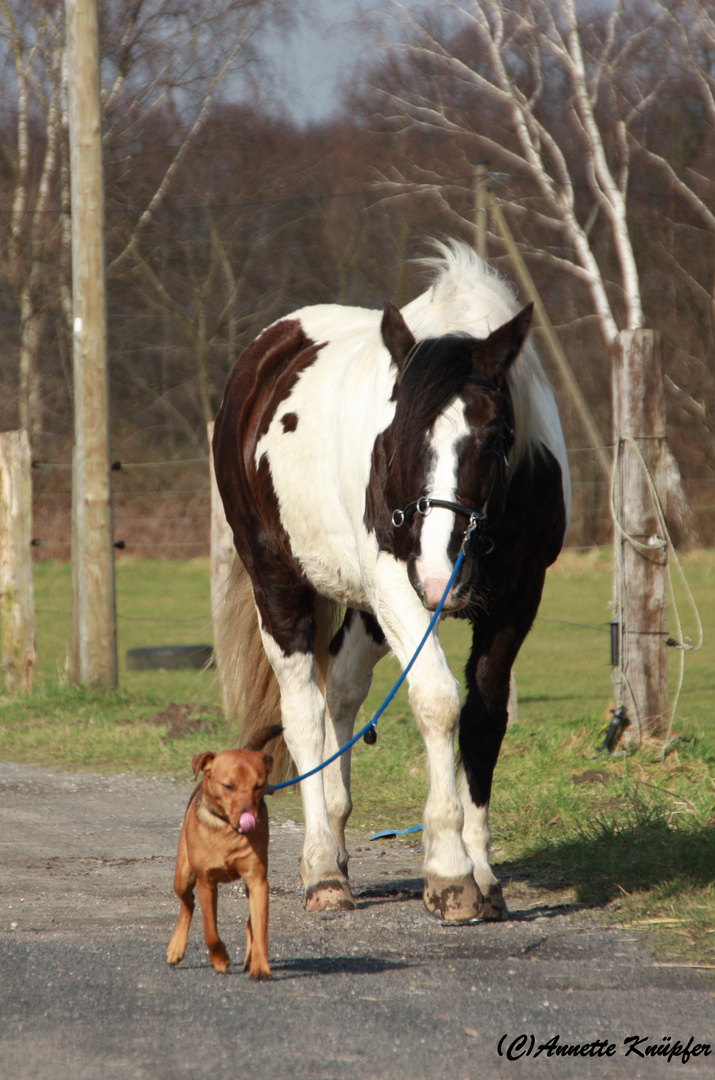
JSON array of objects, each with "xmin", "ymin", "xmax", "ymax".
[{"xmin": 610, "ymin": 621, "xmax": 619, "ymax": 668}]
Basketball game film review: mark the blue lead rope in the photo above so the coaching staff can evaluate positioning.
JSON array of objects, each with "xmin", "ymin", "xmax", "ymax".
[{"xmin": 266, "ymin": 540, "xmax": 470, "ymax": 795}]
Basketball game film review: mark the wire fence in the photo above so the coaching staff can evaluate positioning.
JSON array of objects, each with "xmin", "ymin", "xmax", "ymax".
[
  {"xmin": 29, "ymin": 443, "xmax": 715, "ymax": 561},
  {"xmin": 31, "ymin": 453, "xmax": 211, "ymax": 560}
]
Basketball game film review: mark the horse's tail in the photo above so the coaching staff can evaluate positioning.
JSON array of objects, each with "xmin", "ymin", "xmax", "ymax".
[{"xmin": 215, "ymin": 555, "xmax": 339, "ymax": 784}]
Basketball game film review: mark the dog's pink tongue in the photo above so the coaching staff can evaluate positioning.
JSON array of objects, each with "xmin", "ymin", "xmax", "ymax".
[{"xmin": 239, "ymin": 811, "xmax": 256, "ymax": 833}]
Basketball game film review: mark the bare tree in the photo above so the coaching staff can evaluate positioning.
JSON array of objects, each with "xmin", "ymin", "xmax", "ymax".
[
  {"xmin": 377, "ymin": 0, "xmax": 673, "ymax": 345},
  {"xmin": 0, "ymin": 0, "xmax": 294, "ymax": 439},
  {"xmin": 370, "ymin": 0, "xmax": 713, "ymax": 542},
  {"xmin": 0, "ymin": 0, "xmax": 64, "ymax": 440},
  {"xmin": 638, "ymin": 0, "xmax": 715, "ymax": 238}
]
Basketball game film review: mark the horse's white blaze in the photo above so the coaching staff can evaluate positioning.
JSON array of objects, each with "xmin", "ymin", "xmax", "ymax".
[{"xmin": 416, "ymin": 399, "xmax": 469, "ymax": 607}]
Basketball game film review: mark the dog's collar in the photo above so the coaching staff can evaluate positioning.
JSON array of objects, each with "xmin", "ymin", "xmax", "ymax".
[{"xmin": 194, "ymin": 791, "xmax": 237, "ymax": 833}]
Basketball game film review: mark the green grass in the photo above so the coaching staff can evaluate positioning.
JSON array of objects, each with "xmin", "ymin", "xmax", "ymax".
[{"xmin": 1, "ymin": 550, "xmax": 713, "ymax": 969}]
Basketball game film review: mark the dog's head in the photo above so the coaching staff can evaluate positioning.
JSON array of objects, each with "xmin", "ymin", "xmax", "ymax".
[{"xmin": 191, "ymin": 747, "xmax": 273, "ymax": 834}]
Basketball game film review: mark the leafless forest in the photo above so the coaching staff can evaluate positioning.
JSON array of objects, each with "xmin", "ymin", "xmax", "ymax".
[{"xmin": 2, "ymin": 0, "xmax": 714, "ymax": 555}]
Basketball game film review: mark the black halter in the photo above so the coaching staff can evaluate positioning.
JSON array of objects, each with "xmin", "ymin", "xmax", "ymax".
[{"xmin": 391, "ymin": 497, "xmax": 492, "ymax": 558}]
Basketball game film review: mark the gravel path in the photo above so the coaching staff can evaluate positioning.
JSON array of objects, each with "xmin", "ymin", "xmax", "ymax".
[{"xmin": 0, "ymin": 761, "xmax": 712, "ymax": 1079}]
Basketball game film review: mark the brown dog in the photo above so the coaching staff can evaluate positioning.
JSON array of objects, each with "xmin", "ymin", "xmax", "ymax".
[{"xmin": 166, "ymin": 725, "xmax": 281, "ymax": 977}]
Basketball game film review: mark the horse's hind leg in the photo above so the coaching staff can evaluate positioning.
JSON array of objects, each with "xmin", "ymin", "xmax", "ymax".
[{"xmin": 323, "ymin": 610, "xmax": 389, "ymax": 874}]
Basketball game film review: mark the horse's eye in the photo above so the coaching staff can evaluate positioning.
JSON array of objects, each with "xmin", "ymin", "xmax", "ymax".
[{"xmin": 221, "ymin": 782, "xmax": 234, "ymax": 792}]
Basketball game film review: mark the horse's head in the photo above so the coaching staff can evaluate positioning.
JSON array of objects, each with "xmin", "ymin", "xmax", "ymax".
[{"xmin": 378, "ymin": 301, "xmax": 533, "ymax": 612}]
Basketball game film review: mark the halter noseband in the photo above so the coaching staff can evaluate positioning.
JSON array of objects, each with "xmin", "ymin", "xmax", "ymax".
[{"xmin": 391, "ymin": 497, "xmax": 492, "ymax": 558}]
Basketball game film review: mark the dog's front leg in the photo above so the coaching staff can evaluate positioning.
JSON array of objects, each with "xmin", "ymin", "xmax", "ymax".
[
  {"xmin": 243, "ymin": 878, "xmax": 271, "ymax": 980},
  {"xmin": 166, "ymin": 852, "xmax": 196, "ymax": 966},
  {"xmin": 166, "ymin": 885, "xmax": 194, "ymax": 966},
  {"xmin": 196, "ymin": 877, "xmax": 230, "ymax": 973}
]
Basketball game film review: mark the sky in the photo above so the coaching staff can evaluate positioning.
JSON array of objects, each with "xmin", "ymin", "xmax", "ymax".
[{"xmin": 262, "ymin": 0, "xmax": 423, "ymax": 125}]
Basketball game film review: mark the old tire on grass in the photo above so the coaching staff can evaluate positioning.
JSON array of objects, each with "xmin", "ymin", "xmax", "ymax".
[{"xmin": 126, "ymin": 645, "xmax": 214, "ymax": 671}]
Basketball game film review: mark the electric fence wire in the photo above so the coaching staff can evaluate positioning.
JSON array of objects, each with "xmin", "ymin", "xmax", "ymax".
[{"xmin": 609, "ymin": 436, "xmax": 703, "ymax": 757}]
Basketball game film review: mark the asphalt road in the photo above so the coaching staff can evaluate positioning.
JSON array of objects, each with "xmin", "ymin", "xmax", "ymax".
[{"xmin": 0, "ymin": 761, "xmax": 712, "ymax": 1080}]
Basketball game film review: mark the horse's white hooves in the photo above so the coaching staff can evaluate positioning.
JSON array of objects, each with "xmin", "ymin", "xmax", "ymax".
[
  {"xmin": 304, "ymin": 879, "xmax": 357, "ymax": 912},
  {"xmin": 479, "ymin": 882, "xmax": 509, "ymax": 921},
  {"xmin": 423, "ymin": 875, "xmax": 483, "ymax": 923}
]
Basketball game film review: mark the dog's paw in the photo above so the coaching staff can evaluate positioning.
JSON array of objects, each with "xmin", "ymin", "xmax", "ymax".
[
  {"xmin": 247, "ymin": 966, "xmax": 272, "ymax": 981},
  {"xmin": 166, "ymin": 942, "xmax": 186, "ymax": 966},
  {"xmin": 209, "ymin": 948, "xmax": 230, "ymax": 973}
]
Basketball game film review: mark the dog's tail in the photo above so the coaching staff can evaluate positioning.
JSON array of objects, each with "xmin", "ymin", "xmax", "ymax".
[
  {"xmin": 244, "ymin": 724, "xmax": 283, "ymax": 753},
  {"xmin": 215, "ymin": 554, "xmax": 340, "ymax": 783}
]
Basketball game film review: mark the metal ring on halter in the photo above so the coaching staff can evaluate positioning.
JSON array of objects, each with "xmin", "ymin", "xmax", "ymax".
[
  {"xmin": 416, "ymin": 496, "xmax": 431, "ymax": 516},
  {"xmin": 391, "ymin": 508, "xmax": 405, "ymax": 528}
]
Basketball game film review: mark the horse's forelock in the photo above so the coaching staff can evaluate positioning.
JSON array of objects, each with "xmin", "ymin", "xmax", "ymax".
[{"xmin": 393, "ymin": 335, "xmax": 476, "ymax": 444}]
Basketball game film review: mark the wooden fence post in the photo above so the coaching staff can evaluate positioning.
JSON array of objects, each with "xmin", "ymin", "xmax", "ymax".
[
  {"xmin": 611, "ymin": 329, "xmax": 669, "ymax": 741},
  {"xmin": 207, "ymin": 422, "xmax": 235, "ymax": 717},
  {"xmin": 0, "ymin": 431, "xmax": 36, "ymax": 692},
  {"xmin": 66, "ymin": 0, "xmax": 117, "ymax": 687}
]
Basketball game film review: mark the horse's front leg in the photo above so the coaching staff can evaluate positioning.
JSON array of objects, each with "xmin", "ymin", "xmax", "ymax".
[
  {"xmin": 323, "ymin": 610, "xmax": 389, "ymax": 875},
  {"xmin": 373, "ymin": 561, "xmax": 481, "ymax": 924},
  {"xmin": 459, "ymin": 574, "xmax": 548, "ymax": 921},
  {"xmin": 258, "ymin": 621, "xmax": 355, "ymax": 912}
]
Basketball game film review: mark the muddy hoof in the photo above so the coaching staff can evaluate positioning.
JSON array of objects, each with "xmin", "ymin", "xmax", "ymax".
[
  {"xmin": 479, "ymin": 882, "xmax": 509, "ymax": 921},
  {"xmin": 304, "ymin": 878, "xmax": 356, "ymax": 912},
  {"xmin": 423, "ymin": 875, "xmax": 482, "ymax": 923}
]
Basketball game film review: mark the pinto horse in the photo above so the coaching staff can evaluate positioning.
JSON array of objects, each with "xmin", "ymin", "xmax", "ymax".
[{"xmin": 212, "ymin": 242, "xmax": 570, "ymax": 923}]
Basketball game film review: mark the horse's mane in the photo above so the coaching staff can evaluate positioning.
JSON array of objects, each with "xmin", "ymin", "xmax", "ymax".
[{"xmin": 401, "ymin": 241, "xmax": 569, "ymax": 488}]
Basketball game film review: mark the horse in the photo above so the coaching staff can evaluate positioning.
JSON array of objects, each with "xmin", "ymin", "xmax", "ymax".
[{"xmin": 212, "ymin": 241, "xmax": 571, "ymax": 924}]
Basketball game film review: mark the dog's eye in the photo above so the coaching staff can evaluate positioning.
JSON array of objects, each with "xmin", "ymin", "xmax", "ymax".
[{"xmin": 221, "ymin": 783, "xmax": 234, "ymax": 792}]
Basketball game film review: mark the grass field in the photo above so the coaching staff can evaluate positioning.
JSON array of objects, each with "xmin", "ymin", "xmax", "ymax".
[{"xmin": 1, "ymin": 549, "xmax": 713, "ymax": 970}]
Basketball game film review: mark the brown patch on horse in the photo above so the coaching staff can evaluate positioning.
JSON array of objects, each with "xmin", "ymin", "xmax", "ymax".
[{"xmin": 212, "ymin": 319, "xmax": 326, "ymax": 654}]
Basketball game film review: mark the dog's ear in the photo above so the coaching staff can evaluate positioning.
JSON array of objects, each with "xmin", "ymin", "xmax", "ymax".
[
  {"xmin": 262, "ymin": 752, "xmax": 274, "ymax": 776},
  {"xmin": 191, "ymin": 751, "xmax": 216, "ymax": 779}
]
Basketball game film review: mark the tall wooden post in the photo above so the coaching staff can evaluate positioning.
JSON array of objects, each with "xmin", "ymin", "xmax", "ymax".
[
  {"xmin": 473, "ymin": 162, "xmax": 488, "ymax": 261},
  {"xmin": 611, "ymin": 329, "xmax": 669, "ymax": 740},
  {"xmin": 208, "ymin": 422, "xmax": 235, "ymax": 716},
  {"xmin": 0, "ymin": 431, "xmax": 36, "ymax": 692},
  {"xmin": 66, "ymin": 0, "xmax": 117, "ymax": 686}
]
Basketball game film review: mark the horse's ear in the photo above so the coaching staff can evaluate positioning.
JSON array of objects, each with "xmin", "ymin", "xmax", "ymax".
[
  {"xmin": 473, "ymin": 303, "xmax": 533, "ymax": 382},
  {"xmin": 381, "ymin": 302, "xmax": 416, "ymax": 373}
]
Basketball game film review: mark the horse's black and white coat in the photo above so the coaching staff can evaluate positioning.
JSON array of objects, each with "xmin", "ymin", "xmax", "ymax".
[{"xmin": 213, "ymin": 242, "xmax": 570, "ymax": 921}]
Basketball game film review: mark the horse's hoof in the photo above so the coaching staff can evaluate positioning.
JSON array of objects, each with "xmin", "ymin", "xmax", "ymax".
[
  {"xmin": 479, "ymin": 882, "xmax": 509, "ymax": 921},
  {"xmin": 423, "ymin": 875, "xmax": 482, "ymax": 923},
  {"xmin": 304, "ymin": 878, "xmax": 356, "ymax": 912}
]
